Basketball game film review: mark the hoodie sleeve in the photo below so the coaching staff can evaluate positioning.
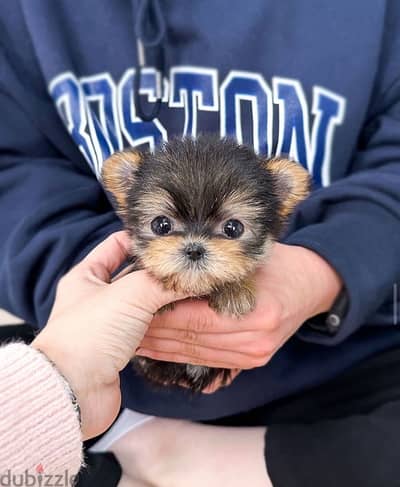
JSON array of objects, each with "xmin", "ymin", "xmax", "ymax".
[
  {"xmin": 286, "ymin": 76, "xmax": 400, "ymax": 345},
  {"xmin": 0, "ymin": 88, "xmax": 122, "ymax": 328},
  {"xmin": 286, "ymin": 2, "xmax": 400, "ymax": 345}
]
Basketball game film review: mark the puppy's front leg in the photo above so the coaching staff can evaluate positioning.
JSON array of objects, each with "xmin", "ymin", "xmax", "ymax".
[{"xmin": 209, "ymin": 278, "xmax": 256, "ymax": 317}]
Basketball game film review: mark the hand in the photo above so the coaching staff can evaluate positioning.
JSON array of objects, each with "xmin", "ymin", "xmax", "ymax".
[
  {"xmin": 137, "ymin": 243, "xmax": 342, "ymax": 388},
  {"xmin": 32, "ymin": 231, "xmax": 187, "ymax": 439}
]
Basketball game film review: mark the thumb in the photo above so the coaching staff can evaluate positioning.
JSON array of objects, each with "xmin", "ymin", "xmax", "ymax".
[
  {"xmin": 112, "ymin": 270, "xmax": 191, "ymax": 313},
  {"xmin": 79, "ymin": 231, "xmax": 132, "ymax": 282}
]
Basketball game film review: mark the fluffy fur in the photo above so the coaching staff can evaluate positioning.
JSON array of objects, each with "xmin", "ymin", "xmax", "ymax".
[{"xmin": 102, "ymin": 135, "xmax": 310, "ymax": 392}]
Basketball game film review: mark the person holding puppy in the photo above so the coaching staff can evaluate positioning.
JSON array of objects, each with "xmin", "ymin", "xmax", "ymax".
[
  {"xmin": 1, "ymin": 1, "xmax": 400, "ymax": 486},
  {"xmin": 0, "ymin": 232, "xmax": 188, "ymax": 483}
]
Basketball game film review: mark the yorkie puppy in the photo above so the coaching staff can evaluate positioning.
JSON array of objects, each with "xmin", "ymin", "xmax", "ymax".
[{"xmin": 102, "ymin": 135, "xmax": 310, "ymax": 392}]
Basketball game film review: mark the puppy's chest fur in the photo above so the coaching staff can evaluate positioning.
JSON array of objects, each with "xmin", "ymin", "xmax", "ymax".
[{"xmin": 102, "ymin": 135, "xmax": 310, "ymax": 392}]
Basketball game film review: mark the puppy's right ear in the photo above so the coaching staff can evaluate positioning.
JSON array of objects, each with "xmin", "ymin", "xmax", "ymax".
[
  {"xmin": 101, "ymin": 149, "xmax": 143, "ymax": 214},
  {"xmin": 264, "ymin": 157, "xmax": 311, "ymax": 220}
]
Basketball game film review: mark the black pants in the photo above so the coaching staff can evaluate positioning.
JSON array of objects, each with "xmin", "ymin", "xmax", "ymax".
[
  {"xmin": 81, "ymin": 346, "xmax": 400, "ymax": 487},
  {"xmin": 215, "ymin": 346, "xmax": 400, "ymax": 487},
  {"xmin": 266, "ymin": 346, "xmax": 400, "ymax": 487},
  {"xmin": 1, "ymin": 325, "xmax": 398, "ymax": 486}
]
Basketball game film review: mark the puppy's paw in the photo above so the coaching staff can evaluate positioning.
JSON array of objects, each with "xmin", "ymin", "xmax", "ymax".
[{"xmin": 209, "ymin": 282, "xmax": 256, "ymax": 317}]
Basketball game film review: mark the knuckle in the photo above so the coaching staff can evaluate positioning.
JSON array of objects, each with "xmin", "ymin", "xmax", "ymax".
[
  {"xmin": 252, "ymin": 344, "xmax": 272, "ymax": 359},
  {"xmin": 182, "ymin": 329, "xmax": 198, "ymax": 343},
  {"xmin": 188, "ymin": 312, "xmax": 213, "ymax": 333},
  {"xmin": 266, "ymin": 317, "xmax": 279, "ymax": 332},
  {"xmin": 250, "ymin": 333, "xmax": 274, "ymax": 358},
  {"xmin": 269, "ymin": 302, "xmax": 283, "ymax": 324},
  {"xmin": 250, "ymin": 355, "xmax": 271, "ymax": 368}
]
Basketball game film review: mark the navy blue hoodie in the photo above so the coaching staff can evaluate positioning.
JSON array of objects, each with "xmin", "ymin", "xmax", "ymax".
[{"xmin": 0, "ymin": 0, "xmax": 400, "ymax": 420}]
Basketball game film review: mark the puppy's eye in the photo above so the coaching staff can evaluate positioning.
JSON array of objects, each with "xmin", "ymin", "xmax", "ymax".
[
  {"xmin": 223, "ymin": 219, "xmax": 244, "ymax": 239},
  {"xmin": 151, "ymin": 216, "xmax": 172, "ymax": 236}
]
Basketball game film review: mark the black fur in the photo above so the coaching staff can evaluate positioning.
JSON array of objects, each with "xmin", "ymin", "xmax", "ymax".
[
  {"xmin": 126, "ymin": 135, "xmax": 284, "ymax": 251},
  {"xmin": 115, "ymin": 135, "xmax": 289, "ymax": 392},
  {"xmin": 133, "ymin": 357, "xmax": 233, "ymax": 394}
]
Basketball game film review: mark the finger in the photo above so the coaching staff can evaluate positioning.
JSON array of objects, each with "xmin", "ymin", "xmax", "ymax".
[
  {"xmin": 145, "ymin": 327, "xmax": 266, "ymax": 353},
  {"xmin": 201, "ymin": 377, "xmax": 231, "ymax": 394},
  {"xmin": 114, "ymin": 270, "xmax": 192, "ymax": 313},
  {"xmin": 80, "ymin": 231, "xmax": 132, "ymax": 281},
  {"xmin": 150, "ymin": 299, "xmax": 263, "ymax": 334},
  {"xmin": 136, "ymin": 348, "xmax": 240, "ymax": 369},
  {"xmin": 136, "ymin": 339, "xmax": 265, "ymax": 369},
  {"xmin": 202, "ymin": 369, "xmax": 241, "ymax": 394}
]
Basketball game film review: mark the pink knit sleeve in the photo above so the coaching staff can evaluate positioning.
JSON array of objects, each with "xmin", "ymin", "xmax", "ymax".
[{"xmin": 0, "ymin": 343, "xmax": 83, "ymax": 479}]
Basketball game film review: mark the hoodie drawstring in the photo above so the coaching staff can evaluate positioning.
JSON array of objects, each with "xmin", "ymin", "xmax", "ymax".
[{"xmin": 133, "ymin": 0, "xmax": 166, "ymax": 122}]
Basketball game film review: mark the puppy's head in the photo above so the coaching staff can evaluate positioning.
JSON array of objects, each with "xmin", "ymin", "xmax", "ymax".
[{"xmin": 102, "ymin": 136, "xmax": 310, "ymax": 294}]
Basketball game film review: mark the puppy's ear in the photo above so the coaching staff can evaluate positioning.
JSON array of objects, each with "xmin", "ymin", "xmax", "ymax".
[
  {"xmin": 264, "ymin": 157, "xmax": 311, "ymax": 219},
  {"xmin": 101, "ymin": 149, "xmax": 143, "ymax": 214}
]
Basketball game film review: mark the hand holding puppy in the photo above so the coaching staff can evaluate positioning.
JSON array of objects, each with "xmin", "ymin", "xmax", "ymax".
[
  {"xmin": 32, "ymin": 231, "xmax": 187, "ymax": 439},
  {"xmin": 102, "ymin": 135, "xmax": 312, "ymax": 391},
  {"xmin": 137, "ymin": 241, "xmax": 341, "ymax": 391}
]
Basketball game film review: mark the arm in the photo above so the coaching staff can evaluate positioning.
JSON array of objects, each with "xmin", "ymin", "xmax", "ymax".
[
  {"xmin": 137, "ymin": 108, "xmax": 400, "ymax": 369},
  {"xmin": 287, "ymin": 80, "xmax": 400, "ymax": 344},
  {"xmin": 0, "ymin": 232, "xmax": 188, "ymax": 476},
  {"xmin": 0, "ymin": 343, "xmax": 83, "ymax": 476},
  {"xmin": 136, "ymin": 40, "xmax": 400, "ymax": 370},
  {"xmin": 288, "ymin": 2, "xmax": 400, "ymax": 343}
]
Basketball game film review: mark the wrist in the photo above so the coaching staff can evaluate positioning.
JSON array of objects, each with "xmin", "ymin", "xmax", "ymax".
[
  {"xmin": 32, "ymin": 327, "xmax": 121, "ymax": 439},
  {"xmin": 289, "ymin": 244, "xmax": 342, "ymax": 318},
  {"xmin": 32, "ymin": 330, "xmax": 90, "ymax": 431}
]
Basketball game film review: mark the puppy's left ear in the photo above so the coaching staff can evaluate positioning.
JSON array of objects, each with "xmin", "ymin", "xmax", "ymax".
[
  {"xmin": 264, "ymin": 157, "xmax": 311, "ymax": 219},
  {"xmin": 101, "ymin": 149, "xmax": 143, "ymax": 215}
]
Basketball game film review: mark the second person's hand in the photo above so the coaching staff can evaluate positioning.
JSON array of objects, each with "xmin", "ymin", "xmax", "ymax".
[{"xmin": 33, "ymin": 231, "xmax": 188, "ymax": 440}]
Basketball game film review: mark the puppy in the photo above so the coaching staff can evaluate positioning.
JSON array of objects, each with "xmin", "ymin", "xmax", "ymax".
[{"xmin": 102, "ymin": 135, "xmax": 310, "ymax": 392}]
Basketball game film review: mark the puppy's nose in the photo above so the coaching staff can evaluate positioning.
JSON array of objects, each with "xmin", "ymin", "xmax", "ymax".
[{"xmin": 185, "ymin": 243, "xmax": 205, "ymax": 261}]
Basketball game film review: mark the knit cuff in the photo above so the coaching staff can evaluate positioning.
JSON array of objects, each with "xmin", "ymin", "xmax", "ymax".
[{"xmin": 0, "ymin": 342, "xmax": 83, "ymax": 477}]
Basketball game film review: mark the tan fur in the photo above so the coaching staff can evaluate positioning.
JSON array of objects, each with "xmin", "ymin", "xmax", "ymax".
[
  {"xmin": 219, "ymin": 189, "xmax": 265, "ymax": 237},
  {"xmin": 138, "ymin": 235, "xmax": 262, "ymax": 296},
  {"xmin": 135, "ymin": 190, "xmax": 181, "ymax": 232},
  {"xmin": 266, "ymin": 157, "xmax": 311, "ymax": 218},
  {"xmin": 101, "ymin": 150, "xmax": 142, "ymax": 211},
  {"xmin": 209, "ymin": 277, "xmax": 256, "ymax": 317}
]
